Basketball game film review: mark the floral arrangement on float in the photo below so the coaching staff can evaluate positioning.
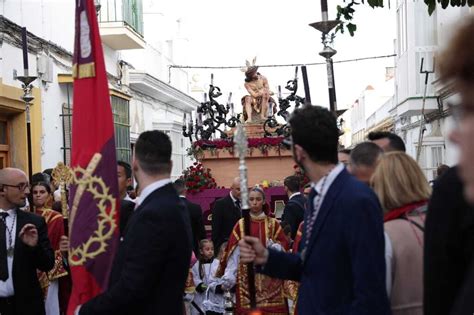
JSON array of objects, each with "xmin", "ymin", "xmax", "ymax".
[
  {"xmin": 187, "ymin": 136, "xmax": 288, "ymax": 159},
  {"xmin": 180, "ymin": 162, "xmax": 217, "ymax": 194}
]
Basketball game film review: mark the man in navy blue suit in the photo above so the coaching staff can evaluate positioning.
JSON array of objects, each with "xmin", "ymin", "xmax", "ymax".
[{"xmin": 239, "ymin": 106, "xmax": 390, "ymax": 315}]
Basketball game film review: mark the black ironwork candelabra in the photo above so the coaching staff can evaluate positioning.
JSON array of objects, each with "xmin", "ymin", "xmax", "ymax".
[
  {"xmin": 263, "ymin": 67, "xmax": 305, "ymax": 138},
  {"xmin": 182, "ymin": 75, "xmax": 241, "ymax": 143}
]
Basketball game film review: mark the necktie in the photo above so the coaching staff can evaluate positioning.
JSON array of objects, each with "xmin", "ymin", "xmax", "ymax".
[
  {"xmin": 235, "ymin": 199, "xmax": 241, "ymax": 210},
  {"xmin": 305, "ymin": 188, "xmax": 318, "ymax": 220},
  {"xmin": 0, "ymin": 212, "xmax": 9, "ymax": 281},
  {"xmin": 303, "ymin": 188, "xmax": 318, "ymax": 247}
]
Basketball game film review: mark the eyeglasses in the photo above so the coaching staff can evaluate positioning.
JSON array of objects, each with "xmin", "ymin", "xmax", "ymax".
[{"xmin": 1, "ymin": 183, "xmax": 31, "ymax": 191}]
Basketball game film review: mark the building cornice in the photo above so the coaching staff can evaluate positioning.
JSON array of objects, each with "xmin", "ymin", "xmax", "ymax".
[{"xmin": 129, "ymin": 71, "xmax": 199, "ymax": 113}]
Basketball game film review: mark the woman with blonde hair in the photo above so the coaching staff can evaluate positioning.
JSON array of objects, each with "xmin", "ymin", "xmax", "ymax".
[{"xmin": 371, "ymin": 152, "xmax": 431, "ymax": 315}]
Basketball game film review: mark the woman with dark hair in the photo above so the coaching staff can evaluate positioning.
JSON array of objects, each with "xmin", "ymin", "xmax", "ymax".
[
  {"xmin": 215, "ymin": 187, "xmax": 289, "ymax": 314},
  {"xmin": 31, "ymin": 181, "xmax": 69, "ymax": 315}
]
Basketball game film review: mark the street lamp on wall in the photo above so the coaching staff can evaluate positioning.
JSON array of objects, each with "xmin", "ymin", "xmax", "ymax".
[
  {"xmin": 309, "ymin": 0, "xmax": 341, "ymax": 115},
  {"xmin": 16, "ymin": 27, "xmax": 37, "ymax": 180}
]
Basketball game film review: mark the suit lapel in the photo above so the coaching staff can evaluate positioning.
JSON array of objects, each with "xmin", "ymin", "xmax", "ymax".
[
  {"xmin": 13, "ymin": 209, "xmax": 27, "ymax": 273},
  {"xmin": 123, "ymin": 184, "xmax": 175, "ymax": 234},
  {"xmin": 227, "ymin": 196, "xmax": 240, "ymax": 218},
  {"xmin": 134, "ymin": 183, "xmax": 173, "ymax": 213},
  {"xmin": 303, "ymin": 170, "xmax": 349, "ymax": 264}
]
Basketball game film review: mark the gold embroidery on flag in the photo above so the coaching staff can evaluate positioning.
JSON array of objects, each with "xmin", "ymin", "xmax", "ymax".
[
  {"xmin": 72, "ymin": 62, "xmax": 96, "ymax": 79},
  {"xmin": 68, "ymin": 153, "xmax": 118, "ymax": 266}
]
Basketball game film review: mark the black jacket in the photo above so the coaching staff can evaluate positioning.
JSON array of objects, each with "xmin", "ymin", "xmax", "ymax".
[
  {"xmin": 180, "ymin": 197, "xmax": 206, "ymax": 256},
  {"xmin": 119, "ymin": 199, "xmax": 135, "ymax": 236},
  {"xmin": 12, "ymin": 209, "xmax": 55, "ymax": 315},
  {"xmin": 211, "ymin": 195, "xmax": 240, "ymax": 252},
  {"xmin": 81, "ymin": 183, "xmax": 193, "ymax": 315},
  {"xmin": 281, "ymin": 193, "xmax": 306, "ymax": 239},
  {"xmin": 424, "ymin": 167, "xmax": 474, "ymax": 315}
]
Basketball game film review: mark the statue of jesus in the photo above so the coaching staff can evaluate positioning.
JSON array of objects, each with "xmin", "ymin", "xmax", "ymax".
[{"xmin": 241, "ymin": 66, "xmax": 271, "ymax": 123}]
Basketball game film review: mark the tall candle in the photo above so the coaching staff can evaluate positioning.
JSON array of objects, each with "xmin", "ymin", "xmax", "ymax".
[
  {"xmin": 278, "ymin": 85, "xmax": 282, "ymax": 99},
  {"xmin": 211, "ymin": 73, "xmax": 214, "ymax": 86},
  {"xmin": 204, "ymin": 93, "xmax": 208, "ymax": 103},
  {"xmin": 197, "ymin": 113, "xmax": 203, "ymax": 126},
  {"xmin": 183, "ymin": 113, "xmax": 187, "ymax": 126},
  {"xmin": 21, "ymin": 27, "xmax": 29, "ymax": 72},
  {"xmin": 188, "ymin": 119, "xmax": 193, "ymax": 132},
  {"xmin": 268, "ymin": 104, "xmax": 273, "ymax": 117}
]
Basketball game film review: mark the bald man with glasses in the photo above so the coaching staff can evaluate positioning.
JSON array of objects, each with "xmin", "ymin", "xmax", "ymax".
[{"xmin": 0, "ymin": 168, "xmax": 54, "ymax": 315}]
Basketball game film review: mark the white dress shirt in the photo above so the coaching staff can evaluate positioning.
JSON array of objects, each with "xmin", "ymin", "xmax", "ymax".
[
  {"xmin": 311, "ymin": 163, "xmax": 345, "ymax": 219},
  {"xmin": 229, "ymin": 191, "xmax": 238, "ymax": 204},
  {"xmin": 135, "ymin": 178, "xmax": 172, "ymax": 210},
  {"xmin": 124, "ymin": 194, "xmax": 135, "ymax": 203},
  {"xmin": 0, "ymin": 208, "xmax": 17, "ymax": 297},
  {"xmin": 289, "ymin": 192, "xmax": 302, "ymax": 200}
]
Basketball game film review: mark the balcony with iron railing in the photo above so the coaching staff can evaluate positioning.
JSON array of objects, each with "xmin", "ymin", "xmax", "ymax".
[{"xmin": 96, "ymin": 0, "xmax": 146, "ymax": 50}]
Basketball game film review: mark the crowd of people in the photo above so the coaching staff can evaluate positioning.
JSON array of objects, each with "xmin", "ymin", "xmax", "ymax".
[{"xmin": 0, "ymin": 15, "xmax": 473, "ymax": 315}]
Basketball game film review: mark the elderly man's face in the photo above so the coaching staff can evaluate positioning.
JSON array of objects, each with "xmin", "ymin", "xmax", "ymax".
[
  {"xmin": 450, "ymin": 86, "xmax": 474, "ymax": 204},
  {"xmin": 230, "ymin": 178, "xmax": 241, "ymax": 200},
  {"xmin": 1, "ymin": 170, "xmax": 30, "ymax": 208}
]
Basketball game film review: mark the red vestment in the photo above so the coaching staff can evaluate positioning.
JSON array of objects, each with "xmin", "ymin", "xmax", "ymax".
[
  {"xmin": 36, "ymin": 208, "xmax": 69, "ymax": 309},
  {"xmin": 217, "ymin": 214, "xmax": 290, "ymax": 315}
]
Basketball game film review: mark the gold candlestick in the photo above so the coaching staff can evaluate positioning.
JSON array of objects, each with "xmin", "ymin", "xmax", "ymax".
[{"xmin": 52, "ymin": 162, "xmax": 73, "ymax": 219}]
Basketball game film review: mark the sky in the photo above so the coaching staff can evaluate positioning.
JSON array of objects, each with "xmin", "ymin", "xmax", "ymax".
[{"xmin": 149, "ymin": 0, "xmax": 397, "ymax": 112}]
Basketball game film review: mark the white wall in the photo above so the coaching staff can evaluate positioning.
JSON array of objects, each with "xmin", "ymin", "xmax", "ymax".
[
  {"xmin": 1, "ymin": 38, "xmax": 72, "ymax": 169},
  {"xmin": 392, "ymin": 1, "xmax": 470, "ymax": 171},
  {"xmin": 1, "ymin": 1, "xmax": 75, "ymax": 53}
]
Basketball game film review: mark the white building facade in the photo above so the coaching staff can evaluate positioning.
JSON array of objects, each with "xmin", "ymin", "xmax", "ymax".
[
  {"xmin": 346, "ymin": 2, "xmax": 471, "ymax": 181},
  {"xmin": 391, "ymin": 0, "xmax": 471, "ymax": 179},
  {"xmin": 0, "ymin": 0, "xmax": 198, "ymax": 178}
]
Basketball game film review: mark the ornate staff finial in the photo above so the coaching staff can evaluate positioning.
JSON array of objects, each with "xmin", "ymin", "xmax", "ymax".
[
  {"xmin": 52, "ymin": 162, "xmax": 73, "ymax": 219},
  {"xmin": 234, "ymin": 124, "xmax": 249, "ymax": 211},
  {"xmin": 234, "ymin": 124, "xmax": 259, "ymax": 311}
]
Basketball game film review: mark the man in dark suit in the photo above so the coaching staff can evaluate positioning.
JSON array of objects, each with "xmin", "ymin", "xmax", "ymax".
[
  {"xmin": 281, "ymin": 175, "xmax": 306, "ymax": 239},
  {"xmin": 240, "ymin": 106, "xmax": 390, "ymax": 314},
  {"xmin": 117, "ymin": 161, "xmax": 135, "ymax": 236},
  {"xmin": 0, "ymin": 168, "xmax": 54, "ymax": 315},
  {"xmin": 174, "ymin": 178, "xmax": 206, "ymax": 256},
  {"xmin": 79, "ymin": 130, "xmax": 192, "ymax": 315},
  {"xmin": 211, "ymin": 177, "xmax": 241, "ymax": 252}
]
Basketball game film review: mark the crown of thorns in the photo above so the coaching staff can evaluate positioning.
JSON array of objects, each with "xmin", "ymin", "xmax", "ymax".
[{"xmin": 241, "ymin": 57, "xmax": 258, "ymax": 76}]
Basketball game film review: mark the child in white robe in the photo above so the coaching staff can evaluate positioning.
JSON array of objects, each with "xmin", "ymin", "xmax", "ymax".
[{"xmin": 191, "ymin": 240, "xmax": 215, "ymax": 315}]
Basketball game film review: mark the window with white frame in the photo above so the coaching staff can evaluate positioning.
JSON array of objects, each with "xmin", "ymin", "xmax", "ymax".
[
  {"xmin": 397, "ymin": 0, "xmax": 408, "ymax": 56},
  {"xmin": 60, "ymin": 86, "xmax": 131, "ymax": 164},
  {"xmin": 417, "ymin": 143, "xmax": 445, "ymax": 181},
  {"xmin": 111, "ymin": 95, "xmax": 131, "ymax": 163},
  {"xmin": 415, "ymin": 0, "xmax": 438, "ymax": 47}
]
